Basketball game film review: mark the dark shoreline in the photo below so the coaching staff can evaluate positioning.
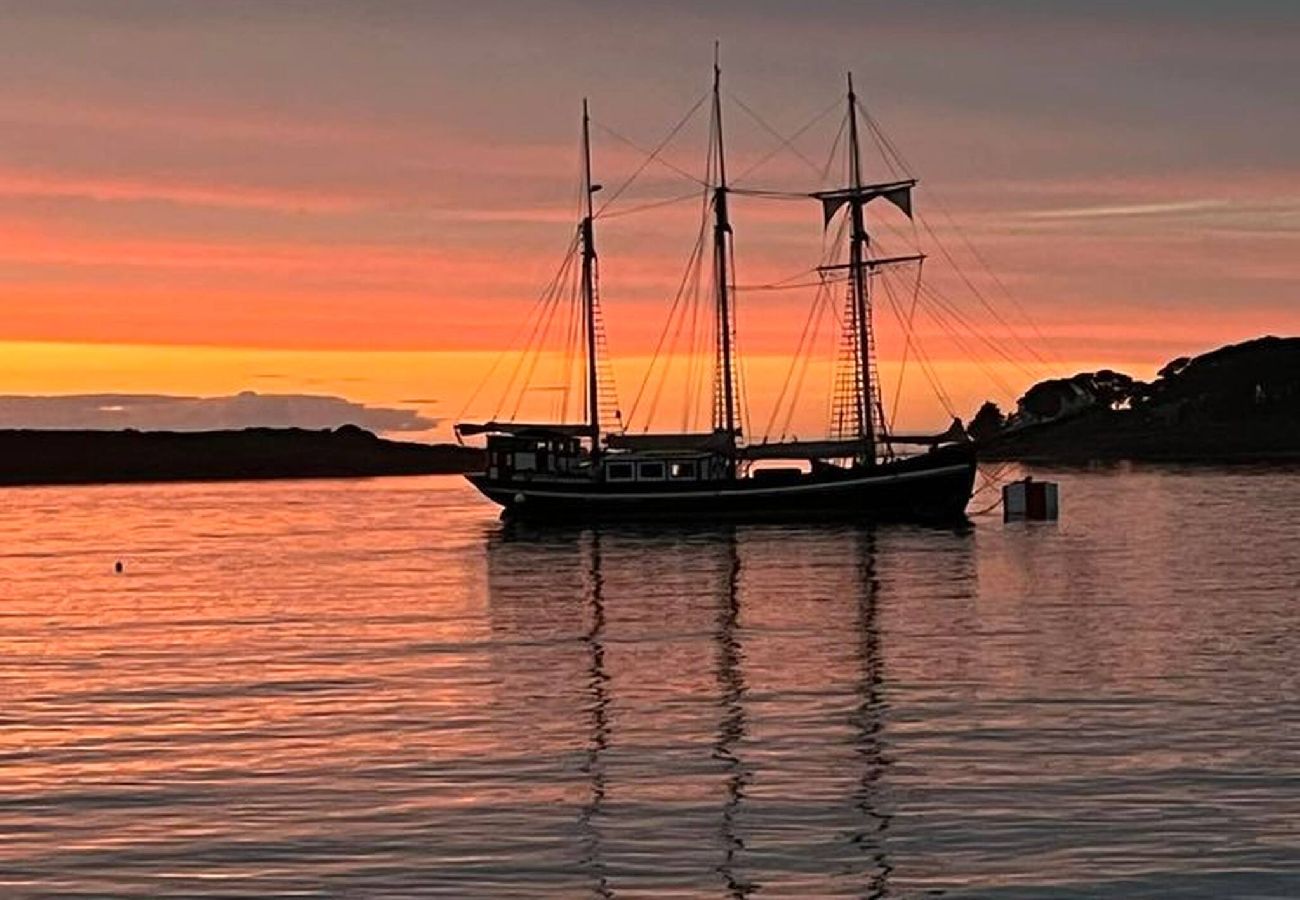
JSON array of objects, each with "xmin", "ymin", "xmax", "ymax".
[
  {"xmin": 2, "ymin": 422, "xmax": 1297, "ymax": 489},
  {"xmin": 971, "ymin": 336, "xmax": 1300, "ymax": 466},
  {"xmin": 0, "ymin": 427, "xmax": 483, "ymax": 487},
  {"xmin": 979, "ymin": 450, "xmax": 1300, "ymax": 466},
  {"xmin": 975, "ymin": 408, "xmax": 1300, "ymax": 465}
]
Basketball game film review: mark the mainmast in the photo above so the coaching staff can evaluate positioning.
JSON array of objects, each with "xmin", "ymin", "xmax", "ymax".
[
  {"xmin": 846, "ymin": 73, "xmax": 877, "ymax": 464},
  {"xmin": 580, "ymin": 98, "xmax": 601, "ymax": 455},
  {"xmin": 711, "ymin": 48, "xmax": 739, "ymax": 445}
]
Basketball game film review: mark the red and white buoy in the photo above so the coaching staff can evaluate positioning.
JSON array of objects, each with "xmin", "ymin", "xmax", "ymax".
[{"xmin": 1003, "ymin": 477, "xmax": 1059, "ymax": 521}]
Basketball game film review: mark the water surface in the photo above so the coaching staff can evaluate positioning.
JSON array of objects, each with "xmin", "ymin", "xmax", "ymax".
[{"xmin": 1, "ymin": 466, "xmax": 1297, "ymax": 897}]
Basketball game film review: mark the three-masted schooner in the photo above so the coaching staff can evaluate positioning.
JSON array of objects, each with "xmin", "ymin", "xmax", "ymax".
[{"xmin": 456, "ymin": 62, "xmax": 977, "ymax": 522}]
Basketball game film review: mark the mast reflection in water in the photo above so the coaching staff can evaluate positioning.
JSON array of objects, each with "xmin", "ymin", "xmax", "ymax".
[
  {"xmin": 7, "ymin": 473, "xmax": 1296, "ymax": 895},
  {"xmin": 485, "ymin": 520, "xmax": 915, "ymax": 895}
]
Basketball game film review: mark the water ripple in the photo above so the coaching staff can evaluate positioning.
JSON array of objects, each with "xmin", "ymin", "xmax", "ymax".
[{"xmin": 0, "ymin": 470, "xmax": 1297, "ymax": 897}]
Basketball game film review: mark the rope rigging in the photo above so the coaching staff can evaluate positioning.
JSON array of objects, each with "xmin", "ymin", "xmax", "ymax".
[
  {"xmin": 455, "ymin": 231, "xmax": 581, "ymax": 427},
  {"xmin": 590, "ymin": 117, "xmax": 705, "ymax": 196},
  {"xmin": 459, "ymin": 81, "xmax": 1065, "ymax": 452},
  {"xmin": 730, "ymin": 93, "xmax": 842, "ymax": 185}
]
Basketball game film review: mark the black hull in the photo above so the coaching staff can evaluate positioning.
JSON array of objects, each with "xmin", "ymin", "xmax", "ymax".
[{"xmin": 466, "ymin": 444, "xmax": 977, "ymax": 524}]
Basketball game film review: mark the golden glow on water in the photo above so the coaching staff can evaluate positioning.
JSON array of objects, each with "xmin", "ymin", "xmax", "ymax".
[{"xmin": 1, "ymin": 471, "xmax": 1298, "ymax": 895}]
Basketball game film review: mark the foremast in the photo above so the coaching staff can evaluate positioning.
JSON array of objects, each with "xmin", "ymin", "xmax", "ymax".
[{"xmin": 814, "ymin": 75, "xmax": 921, "ymax": 466}]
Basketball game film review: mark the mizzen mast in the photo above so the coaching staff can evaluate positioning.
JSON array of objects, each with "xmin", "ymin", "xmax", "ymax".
[
  {"xmin": 710, "ymin": 47, "xmax": 740, "ymax": 446},
  {"xmin": 580, "ymin": 98, "xmax": 602, "ymax": 455}
]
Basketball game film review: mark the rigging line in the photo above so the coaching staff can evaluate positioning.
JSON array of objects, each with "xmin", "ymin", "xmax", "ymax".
[
  {"xmin": 901, "ymin": 259, "xmax": 1033, "ymax": 377},
  {"xmin": 819, "ymin": 269, "xmax": 852, "ymax": 435},
  {"xmin": 730, "ymin": 93, "xmax": 842, "ymax": 185},
  {"xmin": 973, "ymin": 460, "xmax": 1017, "ymax": 497},
  {"xmin": 655, "ymin": 217, "xmax": 709, "ymax": 431},
  {"xmin": 735, "ymin": 278, "xmax": 846, "ymax": 293},
  {"xmin": 727, "ymin": 187, "xmax": 810, "ymax": 200},
  {"xmin": 779, "ymin": 293, "xmax": 829, "ymax": 440},
  {"xmin": 853, "ymin": 96, "xmax": 1054, "ymax": 376},
  {"xmin": 861, "ymin": 207, "xmax": 921, "ymax": 262},
  {"xmin": 820, "ymin": 111, "xmax": 848, "ymax": 187},
  {"xmin": 814, "ymin": 273, "xmax": 846, "ymax": 334},
  {"xmin": 888, "ymin": 262, "xmax": 926, "ymax": 432},
  {"xmin": 463, "ymin": 232, "xmax": 579, "ymax": 422},
  {"xmin": 733, "ymin": 265, "xmax": 826, "ymax": 291},
  {"xmin": 685, "ymin": 186, "xmax": 714, "ymax": 431},
  {"xmin": 853, "ymin": 94, "xmax": 1059, "ymax": 371},
  {"xmin": 559, "ymin": 250, "xmax": 586, "ymax": 423},
  {"xmin": 917, "ymin": 277, "xmax": 1041, "ymax": 381},
  {"xmin": 680, "ymin": 228, "xmax": 706, "ymax": 432},
  {"xmin": 512, "ymin": 243, "xmax": 585, "ymax": 418},
  {"xmin": 598, "ymin": 190, "xmax": 701, "ymax": 219},
  {"xmin": 915, "ymin": 290, "xmax": 1025, "ymax": 395},
  {"xmin": 644, "ymin": 242, "xmax": 703, "ymax": 431},
  {"xmin": 855, "ymin": 99, "xmax": 914, "ymax": 180},
  {"xmin": 875, "ymin": 266, "xmax": 924, "ymax": 422},
  {"xmin": 912, "ymin": 290, "xmax": 1019, "ymax": 400},
  {"xmin": 860, "ymin": 111, "xmax": 905, "ymax": 181},
  {"xmin": 877, "ymin": 275, "xmax": 956, "ymax": 416},
  {"xmin": 967, "ymin": 495, "xmax": 1005, "ymax": 517},
  {"xmin": 726, "ymin": 238, "xmax": 753, "ymax": 442},
  {"xmin": 915, "ymin": 210, "xmax": 1054, "ymax": 374},
  {"xmin": 921, "ymin": 191, "xmax": 1068, "ymax": 367},
  {"xmin": 592, "ymin": 118, "xmax": 706, "ymax": 192},
  {"xmin": 625, "ymin": 208, "xmax": 709, "ymax": 427},
  {"xmin": 510, "ymin": 249, "xmax": 581, "ymax": 420},
  {"xmin": 762, "ymin": 278, "xmax": 828, "ymax": 441},
  {"xmin": 559, "ymin": 227, "xmax": 589, "ymax": 424},
  {"xmin": 687, "ymin": 243, "xmax": 712, "ymax": 432},
  {"xmin": 594, "ymin": 92, "xmax": 709, "ymax": 216},
  {"xmin": 817, "ymin": 211, "xmax": 852, "ymax": 333},
  {"xmin": 500, "ymin": 278, "xmax": 566, "ymax": 420},
  {"xmin": 783, "ymin": 285, "xmax": 832, "ymax": 440}
]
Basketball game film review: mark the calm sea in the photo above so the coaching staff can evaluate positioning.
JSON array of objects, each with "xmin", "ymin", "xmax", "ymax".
[{"xmin": 1, "ymin": 466, "xmax": 1297, "ymax": 898}]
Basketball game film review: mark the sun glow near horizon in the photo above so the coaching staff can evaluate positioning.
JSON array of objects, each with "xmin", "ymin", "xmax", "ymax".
[
  {"xmin": 0, "ymin": 2, "xmax": 1296, "ymax": 435},
  {"xmin": 0, "ymin": 340, "xmax": 1174, "ymax": 441}
]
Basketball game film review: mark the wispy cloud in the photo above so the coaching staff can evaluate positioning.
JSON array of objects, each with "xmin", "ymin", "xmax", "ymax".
[
  {"xmin": 0, "ymin": 170, "xmax": 370, "ymax": 213},
  {"xmin": 0, "ymin": 392, "xmax": 436, "ymax": 434},
  {"xmin": 1024, "ymin": 199, "xmax": 1230, "ymax": 221}
]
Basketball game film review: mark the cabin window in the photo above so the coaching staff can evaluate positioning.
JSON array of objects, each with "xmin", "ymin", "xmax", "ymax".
[
  {"xmin": 607, "ymin": 462, "xmax": 634, "ymax": 481},
  {"xmin": 670, "ymin": 461, "xmax": 697, "ymax": 480},
  {"xmin": 512, "ymin": 451, "xmax": 537, "ymax": 471},
  {"xmin": 638, "ymin": 462, "xmax": 666, "ymax": 481}
]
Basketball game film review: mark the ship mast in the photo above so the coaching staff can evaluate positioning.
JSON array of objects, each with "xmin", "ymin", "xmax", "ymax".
[
  {"xmin": 580, "ymin": 98, "xmax": 602, "ymax": 456},
  {"xmin": 846, "ymin": 73, "xmax": 877, "ymax": 464},
  {"xmin": 711, "ymin": 48, "xmax": 738, "ymax": 445}
]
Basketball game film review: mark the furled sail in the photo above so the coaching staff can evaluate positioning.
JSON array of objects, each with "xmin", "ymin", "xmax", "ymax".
[
  {"xmin": 605, "ymin": 431, "xmax": 735, "ymax": 453},
  {"xmin": 813, "ymin": 179, "xmax": 915, "ymax": 227},
  {"xmin": 455, "ymin": 421, "xmax": 592, "ymax": 438}
]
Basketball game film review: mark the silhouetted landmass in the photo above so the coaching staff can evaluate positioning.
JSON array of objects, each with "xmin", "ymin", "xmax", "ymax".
[
  {"xmin": 0, "ymin": 425, "xmax": 483, "ymax": 486},
  {"xmin": 977, "ymin": 336, "xmax": 1300, "ymax": 462}
]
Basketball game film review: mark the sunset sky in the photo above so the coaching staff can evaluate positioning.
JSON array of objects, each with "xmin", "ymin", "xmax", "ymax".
[{"xmin": 1, "ymin": 1, "xmax": 1296, "ymax": 438}]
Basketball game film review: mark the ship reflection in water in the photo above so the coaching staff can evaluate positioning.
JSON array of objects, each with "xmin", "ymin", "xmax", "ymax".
[
  {"xmin": 2, "ymin": 472, "xmax": 1298, "ymax": 897},
  {"xmin": 485, "ymin": 519, "xmax": 949, "ymax": 897}
]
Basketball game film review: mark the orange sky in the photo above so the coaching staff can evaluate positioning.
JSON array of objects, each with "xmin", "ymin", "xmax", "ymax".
[{"xmin": 1, "ymin": 2, "xmax": 1296, "ymax": 438}]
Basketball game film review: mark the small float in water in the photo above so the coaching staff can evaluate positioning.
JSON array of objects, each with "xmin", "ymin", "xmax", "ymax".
[{"xmin": 1002, "ymin": 477, "xmax": 1060, "ymax": 521}]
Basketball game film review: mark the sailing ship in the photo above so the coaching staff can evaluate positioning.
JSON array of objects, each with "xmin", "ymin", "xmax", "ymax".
[{"xmin": 456, "ymin": 61, "xmax": 977, "ymax": 522}]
